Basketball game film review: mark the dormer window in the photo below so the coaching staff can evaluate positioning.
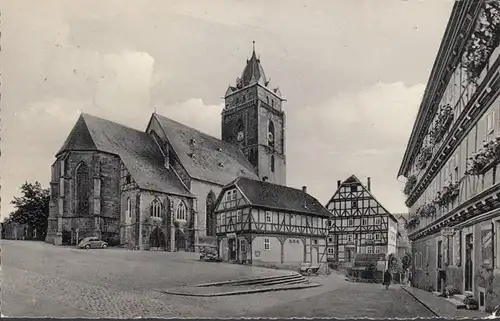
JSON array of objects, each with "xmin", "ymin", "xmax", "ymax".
[
  {"xmin": 218, "ymin": 162, "xmax": 224, "ymax": 168},
  {"xmin": 217, "ymin": 148, "xmax": 223, "ymax": 152},
  {"xmin": 190, "ymin": 138, "xmax": 196, "ymax": 145}
]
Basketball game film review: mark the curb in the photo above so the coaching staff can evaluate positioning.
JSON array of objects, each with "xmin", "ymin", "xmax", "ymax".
[
  {"xmin": 156, "ymin": 283, "xmax": 321, "ymax": 297},
  {"xmin": 400, "ymin": 285, "xmax": 440, "ymax": 317}
]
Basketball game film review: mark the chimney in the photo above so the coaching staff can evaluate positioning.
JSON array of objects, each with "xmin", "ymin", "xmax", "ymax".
[
  {"xmin": 302, "ymin": 186, "xmax": 307, "ymax": 193},
  {"xmin": 262, "ymin": 176, "xmax": 268, "ymax": 182},
  {"xmin": 337, "ymin": 180, "xmax": 341, "ymax": 188},
  {"xmin": 367, "ymin": 177, "xmax": 371, "ymax": 191}
]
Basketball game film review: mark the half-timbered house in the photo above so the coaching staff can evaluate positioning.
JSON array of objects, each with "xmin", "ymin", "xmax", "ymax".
[
  {"xmin": 214, "ymin": 177, "xmax": 331, "ymax": 269},
  {"xmin": 325, "ymin": 175, "xmax": 398, "ymax": 265}
]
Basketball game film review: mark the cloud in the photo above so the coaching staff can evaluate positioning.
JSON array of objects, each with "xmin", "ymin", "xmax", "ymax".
[{"xmin": 286, "ymin": 82, "xmax": 424, "ymax": 213}]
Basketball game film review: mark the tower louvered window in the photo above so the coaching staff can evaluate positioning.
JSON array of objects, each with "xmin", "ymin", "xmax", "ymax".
[{"xmin": 268, "ymin": 120, "xmax": 275, "ymax": 148}]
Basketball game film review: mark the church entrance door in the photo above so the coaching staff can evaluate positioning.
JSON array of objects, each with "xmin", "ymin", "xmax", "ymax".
[
  {"xmin": 175, "ymin": 228, "xmax": 186, "ymax": 251},
  {"xmin": 149, "ymin": 227, "xmax": 166, "ymax": 251}
]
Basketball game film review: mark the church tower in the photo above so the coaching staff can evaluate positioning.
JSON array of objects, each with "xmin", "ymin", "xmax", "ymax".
[{"xmin": 222, "ymin": 42, "xmax": 286, "ymax": 185}]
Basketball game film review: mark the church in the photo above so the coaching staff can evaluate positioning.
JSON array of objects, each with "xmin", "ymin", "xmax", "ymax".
[{"xmin": 45, "ymin": 45, "xmax": 289, "ymax": 251}]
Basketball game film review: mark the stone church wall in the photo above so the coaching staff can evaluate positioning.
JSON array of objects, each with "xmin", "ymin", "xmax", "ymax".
[
  {"xmin": 46, "ymin": 151, "xmax": 121, "ymax": 245},
  {"xmin": 190, "ymin": 179, "xmax": 222, "ymax": 242}
]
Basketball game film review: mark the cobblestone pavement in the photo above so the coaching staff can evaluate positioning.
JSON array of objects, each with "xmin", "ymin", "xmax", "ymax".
[
  {"xmin": 245, "ymin": 282, "xmax": 436, "ymax": 318},
  {"xmin": 2, "ymin": 240, "xmax": 433, "ymax": 318}
]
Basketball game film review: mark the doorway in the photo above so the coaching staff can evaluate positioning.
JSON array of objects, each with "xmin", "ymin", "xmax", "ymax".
[
  {"xmin": 150, "ymin": 227, "xmax": 166, "ymax": 250},
  {"xmin": 228, "ymin": 239, "xmax": 236, "ymax": 261},
  {"xmin": 239, "ymin": 239, "xmax": 247, "ymax": 263},
  {"xmin": 465, "ymin": 233, "xmax": 473, "ymax": 292},
  {"xmin": 437, "ymin": 240, "xmax": 443, "ymax": 292},
  {"xmin": 346, "ymin": 249, "xmax": 355, "ymax": 262},
  {"xmin": 175, "ymin": 228, "xmax": 186, "ymax": 251}
]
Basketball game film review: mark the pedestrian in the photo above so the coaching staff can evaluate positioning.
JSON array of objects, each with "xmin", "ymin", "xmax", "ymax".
[{"xmin": 383, "ymin": 269, "xmax": 392, "ymax": 290}]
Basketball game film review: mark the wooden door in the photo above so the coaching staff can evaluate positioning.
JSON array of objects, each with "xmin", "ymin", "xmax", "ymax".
[{"xmin": 465, "ymin": 234, "xmax": 473, "ymax": 291}]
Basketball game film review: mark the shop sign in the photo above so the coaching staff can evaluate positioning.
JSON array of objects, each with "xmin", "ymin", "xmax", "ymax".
[{"xmin": 441, "ymin": 227, "xmax": 454, "ymax": 237}]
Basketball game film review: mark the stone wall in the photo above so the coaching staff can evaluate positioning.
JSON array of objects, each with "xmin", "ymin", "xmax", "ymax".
[{"xmin": 46, "ymin": 151, "xmax": 122, "ymax": 245}]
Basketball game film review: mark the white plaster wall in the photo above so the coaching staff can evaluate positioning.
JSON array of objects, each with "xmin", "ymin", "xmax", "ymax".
[
  {"xmin": 252, "ymin": 236, "xmax": 281, "ymax": 263},
  {"xmin": 283, "ymin": 238, "xmax": 303, "ymax": 263}
]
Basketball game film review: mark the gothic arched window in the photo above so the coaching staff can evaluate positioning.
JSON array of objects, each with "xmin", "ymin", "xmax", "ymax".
[
  {"xmin": 271, "ymin": 155, "xmax": 275, "ymax": 173},
  {"xmin": 150, "ymin": 199, "xmax": 162, "ymax": 218},
  {"xmin": 76, "ymin": 162, "xmax": 91, "ymax": 216},
  {"xmin": 126, "ymin": 197, "xmax": 132, "ymax": 218},
  {"xmin": 206, "ymin": 191, "xmax": 216, "ymax": 237},
  {"xmin": 268, "ymin": 120, "xmax": 275, "ymax": 148},
  {"xmin": 176, "ymin": 201, "xmax": 187, "ymax": 220}
]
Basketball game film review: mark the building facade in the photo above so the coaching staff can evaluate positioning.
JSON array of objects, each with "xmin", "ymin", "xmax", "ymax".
[
  {"xmin": 395, "ymin": 213, "xmax": 411, "ymax": 259},
  {"xmin": 45, "ymin": 46, "xmax": 288, "ymax": 252},
  {"xmin": 325, "ymin": 175, "xmax": 398, "ymax": 264},
  {"xmin": 214, "ymin": 177, "xmax": 330, "ymax": 270},
  {"xmin": 398, "ymin": 0, "xmax": 500, "ymax": 312}
]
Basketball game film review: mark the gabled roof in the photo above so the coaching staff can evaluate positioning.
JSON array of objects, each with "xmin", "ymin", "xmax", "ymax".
[
  {"xmin": 326, "ymin": 174, "xmax": 398, "ymax": 223},
  {"xmin": 152, "ymin": 114, "xmax": 259, "ymax": 186},
  {"xmin": 223, "ymin": 177, "xmax": 332, "ymax": 218},
  {"xmin": 57, "ymin": 113, "xmax": 193, "ymax": 198}
]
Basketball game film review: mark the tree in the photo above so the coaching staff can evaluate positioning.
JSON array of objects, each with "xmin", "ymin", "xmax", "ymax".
[
  {"xmin": 402, "ymin": 253, "xmax": 412, "ymax": 271},
  {"xmin": 8, "ymin": 181, "xmax": 50, "ymax": 236}
]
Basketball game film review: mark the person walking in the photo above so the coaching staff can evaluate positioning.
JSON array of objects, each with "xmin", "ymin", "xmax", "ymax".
[{"xmin": 383, "ymin": 269, "xmax": 392, "ymax": 290}]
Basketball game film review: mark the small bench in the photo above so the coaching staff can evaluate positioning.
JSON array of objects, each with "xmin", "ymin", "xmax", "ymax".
[{"xmin": 299, "ymin": 263, "xmax": 320, "ymax": 276}]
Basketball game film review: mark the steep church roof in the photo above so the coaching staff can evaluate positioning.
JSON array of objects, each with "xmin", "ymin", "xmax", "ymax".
[
  {"xmin": 57, "ymin": 114, "xmax": 193, "ymax": 197},
  {"xmin": 226, "ymin": 177, "xmax": 331, "ymax": 218},
  {"xmin": 327, "ymin": 174, "xmax": 398, "ymax": 223},
  {"xmin": 152, "ymin": 114, "xmax": 259, "ymax": 186}
]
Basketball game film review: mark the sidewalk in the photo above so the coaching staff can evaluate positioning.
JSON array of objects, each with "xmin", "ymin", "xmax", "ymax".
[{"xmin": 401, "ymin": 285, "xmax": 489, "ymax": 318}]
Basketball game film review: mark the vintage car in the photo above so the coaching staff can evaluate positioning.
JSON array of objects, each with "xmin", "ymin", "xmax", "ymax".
[{"xmin": 78, "ymin": 237, "xmax": 108, "ymax": 249}]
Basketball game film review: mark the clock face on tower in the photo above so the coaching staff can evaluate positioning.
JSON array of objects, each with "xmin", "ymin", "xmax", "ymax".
[
  {"xmin": 237, "ymin": 131, "xmax": 245, "ymax": 141},
  {"xmin": 236, "ymin": 118, "xmax": 245, "ymax": 142}
]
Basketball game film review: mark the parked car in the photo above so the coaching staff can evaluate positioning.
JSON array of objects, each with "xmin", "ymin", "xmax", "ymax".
[{"xmin": 78, "ymin": 237, "xmax": 108, "ymax": 249}]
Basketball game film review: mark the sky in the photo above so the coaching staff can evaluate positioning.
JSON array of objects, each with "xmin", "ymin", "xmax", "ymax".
[{"xmin": 1, "ymin": 0, "xmax": 455, "ymax": 218}]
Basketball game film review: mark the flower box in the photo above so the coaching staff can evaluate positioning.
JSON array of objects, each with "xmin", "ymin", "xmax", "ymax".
[
  {"xmin": 466, "ymin": 138, "xmax": 500, "ymax": 176},
  {"xmin": 435, "ymin": 181, "xmax": 460, "ymax": 207},
  {"xmin": 417, "ymin": 203, "xmax": 436, "ymax": 218},
  {"xmin": 462, "ymin": 1, "xmax": 500, "ymax": 83},
  {"xmin": 416, "ymin": 145, "xmax": 433, "ymax": 171},
  {"xmin": 430, "ymin": 105, "xmax": 454, "ymax": 145},
  {"xmin": 404, "ymin": 215, "xmax": 420, "ymax": 230},
  {"xmin": 403, "ymin": 175, "xmax": 417, "ymax": 196}
]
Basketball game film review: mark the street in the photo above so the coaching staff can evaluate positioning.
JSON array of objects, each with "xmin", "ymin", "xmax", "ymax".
[{"xmin": 1, "ymin": 240, "xmax": 434, "ymax": 318}]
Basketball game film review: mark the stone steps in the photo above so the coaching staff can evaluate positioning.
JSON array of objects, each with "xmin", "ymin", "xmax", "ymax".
[
  {"xmin": 198, "ymin": 272, "xmax": 302, "ymax": 287},
  {"xmin": 446, "ymin": 297, "xmax": 466, "ymax": 309},
  {"xmin": 255, "ymin": 275, "xmax": 307, "ymax": 287}
]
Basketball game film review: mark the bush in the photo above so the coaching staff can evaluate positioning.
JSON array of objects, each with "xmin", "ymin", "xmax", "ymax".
[{"xmin": 445, "ymin": 285, "xmax": 461, "ymax": 297}]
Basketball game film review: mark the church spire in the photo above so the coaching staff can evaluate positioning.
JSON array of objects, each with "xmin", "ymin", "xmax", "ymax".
[{"xmin": 240, "ymin": 41, "xmax": 267, "ymax": 87}]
